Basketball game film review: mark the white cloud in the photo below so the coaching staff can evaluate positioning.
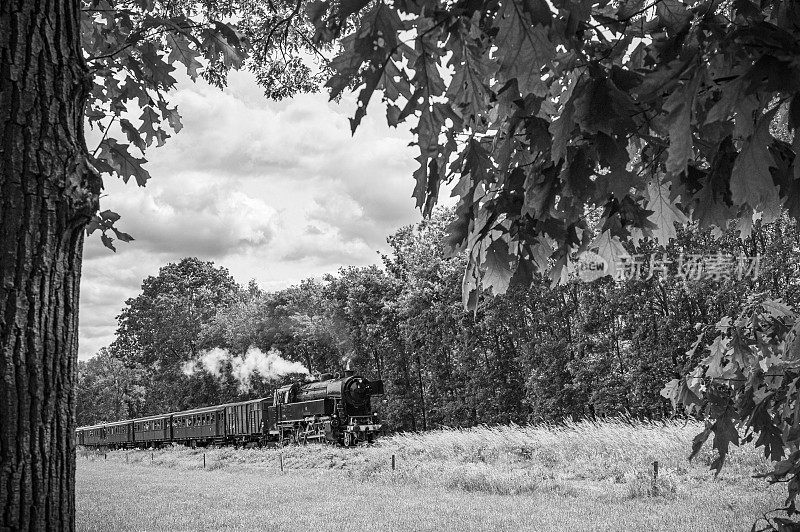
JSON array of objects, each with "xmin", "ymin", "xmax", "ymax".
[{"xmin": 78, "ymin": 70, "xmax": 431, "ymax": 360}]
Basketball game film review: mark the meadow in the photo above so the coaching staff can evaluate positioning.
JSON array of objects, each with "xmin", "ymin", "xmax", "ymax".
[{"xmin": 77, "ymin": 419, "xmax": 785, "ymax": 531}]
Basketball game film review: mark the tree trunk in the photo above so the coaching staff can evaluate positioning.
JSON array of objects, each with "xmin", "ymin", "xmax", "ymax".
[{"xmin": 1, "ymin": 1, "xmax": 97, "ymax": 530}]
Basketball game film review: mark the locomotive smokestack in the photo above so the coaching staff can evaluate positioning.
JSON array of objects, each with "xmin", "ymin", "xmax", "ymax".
[{"xmin": 344, "ymin": 359, "xmax": 354, "ymax": 377}]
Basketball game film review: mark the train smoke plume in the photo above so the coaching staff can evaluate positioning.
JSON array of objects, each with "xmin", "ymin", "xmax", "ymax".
[{"xmin": 182, "ymin": 347, "xmax": 308, "ymax": 391}]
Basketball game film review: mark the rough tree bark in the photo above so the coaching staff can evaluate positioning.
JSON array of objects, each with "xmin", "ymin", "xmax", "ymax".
[{"xmin": 1, "ymin": 1, "xmax": 98, "ymax": 530}]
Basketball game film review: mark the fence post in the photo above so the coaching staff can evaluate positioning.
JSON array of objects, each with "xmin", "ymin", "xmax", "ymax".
[
  {"xmin": 151, "ymin": 452, "xmax": 154, "ymax": 462},
  {"xmin": 203, "ymin": 454, "xmax": 206, "ymax": 469},
  {"xmin": 104, "ymin": 453, "xmax": 107, "ymax": 460},
  {"xmin": 279, "ymin": 452, "xmax": 284, "ymax": 473},
  {"xmin": 652, "ymin": 460, "xmax": 659, "ymax": 494},
  {"xmin": 391, "ymin": 454, "xmax": 395, "ymax": 471}
]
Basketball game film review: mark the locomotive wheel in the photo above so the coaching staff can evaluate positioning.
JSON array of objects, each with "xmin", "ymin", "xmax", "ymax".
[{"xmin": 343, "ymin": 432, "xmax": 353, "ymax": 448}]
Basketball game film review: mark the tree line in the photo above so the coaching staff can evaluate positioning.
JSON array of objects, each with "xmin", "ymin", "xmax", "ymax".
[{"xmin": 78, "ymin": 208, "xmax": 800, "ymax": 431}]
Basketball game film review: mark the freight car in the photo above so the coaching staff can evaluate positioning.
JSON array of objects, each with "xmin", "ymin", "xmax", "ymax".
[{"xmin": 76, "ymin": 371, "xmax": 384, "ymax": 449}]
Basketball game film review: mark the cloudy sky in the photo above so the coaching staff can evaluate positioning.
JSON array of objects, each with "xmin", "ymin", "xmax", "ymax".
[{"xmin": 79, "ymin": 70, "xmax": 438, "ymax": 360}]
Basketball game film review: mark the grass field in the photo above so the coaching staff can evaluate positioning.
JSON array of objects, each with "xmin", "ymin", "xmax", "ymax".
[{"xmin": 76, "ymin": 419, "xmax": 786, "ymax": 531}]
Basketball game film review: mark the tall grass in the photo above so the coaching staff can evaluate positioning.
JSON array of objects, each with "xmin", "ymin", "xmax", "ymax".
[
  {"xmin": 83, "ymin": 417, "xmax": 770, "ymax": 499},
  {"xmin": 78, "ymin": 419, "xmax": 785, "ymax": 531},
  {"xmin": 383, "ymin": 418, "xmax": 768, "ymax": 477}
]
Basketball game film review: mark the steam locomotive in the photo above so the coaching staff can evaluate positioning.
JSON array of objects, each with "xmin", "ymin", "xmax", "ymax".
[{"xmin": 76, "ymin": 370, "xmax": 384, "ymax": 449}]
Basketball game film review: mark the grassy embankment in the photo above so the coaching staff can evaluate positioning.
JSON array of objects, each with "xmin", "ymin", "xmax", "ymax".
[{"xmin": 77, "ymin": 419, "xmax": 784, "ymax": 531}]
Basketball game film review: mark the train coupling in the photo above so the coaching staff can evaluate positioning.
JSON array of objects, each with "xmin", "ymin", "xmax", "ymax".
[{"xmin": 346, "ymin": 423, "xmax": 382, "ymax": 433}]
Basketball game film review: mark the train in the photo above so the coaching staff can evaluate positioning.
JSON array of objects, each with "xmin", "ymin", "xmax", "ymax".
[{"xmin": 76, "ymin": 370, "xmax": 384, "ymax": 449}]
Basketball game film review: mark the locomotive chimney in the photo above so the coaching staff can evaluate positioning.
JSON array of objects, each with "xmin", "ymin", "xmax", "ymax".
[{"xmin": 344, "ymin": 359, "xmax": 354, "ymax": 377}]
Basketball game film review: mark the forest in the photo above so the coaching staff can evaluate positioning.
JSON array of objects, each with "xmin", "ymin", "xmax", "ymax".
[{"xmin": 77, "ymin": 207, "xmax": 800, "ymax": 433}]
